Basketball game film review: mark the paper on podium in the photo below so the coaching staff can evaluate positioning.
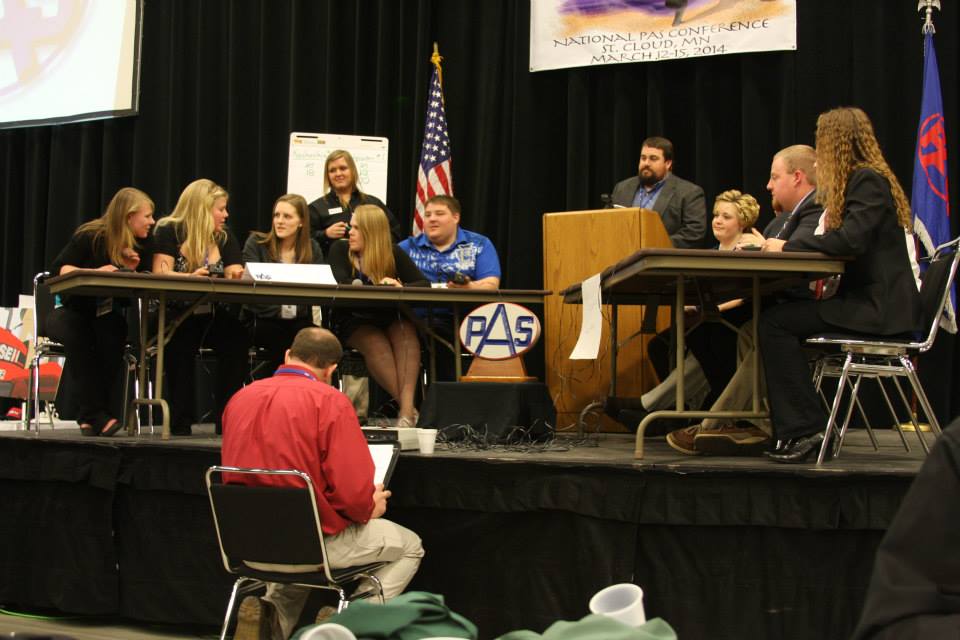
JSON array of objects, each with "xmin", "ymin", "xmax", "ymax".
[
  {"xmin": 569, "ymin": 272, "xmax": 602, "ymax": 360},
  {"xmin": 242, "ymin": 262, "xmax": 337, "ymax": 285}
]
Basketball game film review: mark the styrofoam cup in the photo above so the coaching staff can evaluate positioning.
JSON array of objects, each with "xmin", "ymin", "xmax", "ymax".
[
  {"xmin": 588, "ymin": 583, "xmax": 646, "ymax": 627},
  {"xmin": 299, "ymin": 622, "xmax": 356, "ymax": 640},
  {"xmin": 417, "ymin": 428, "xmax": 438, "ymax": 454}
]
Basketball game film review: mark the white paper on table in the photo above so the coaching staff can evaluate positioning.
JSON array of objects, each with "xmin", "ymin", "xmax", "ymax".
[{"xmin": 569, "ymin": 273, "xmax": 603, "ymax": 360}]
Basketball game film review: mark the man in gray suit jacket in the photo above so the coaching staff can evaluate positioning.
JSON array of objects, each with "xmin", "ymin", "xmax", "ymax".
[{"xmin": 610, "ymin": 136, "xmax": 707, "ymax": 248}]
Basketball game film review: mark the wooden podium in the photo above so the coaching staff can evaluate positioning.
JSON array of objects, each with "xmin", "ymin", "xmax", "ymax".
[{"xmin": 543, "ymin": 208, "xmax": 672, "ymax": 432}]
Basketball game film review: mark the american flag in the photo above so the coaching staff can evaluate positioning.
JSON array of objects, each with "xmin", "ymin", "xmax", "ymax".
[{"xmin": 412, "ymin": 48, "xmax": 453, "ymax": 235}]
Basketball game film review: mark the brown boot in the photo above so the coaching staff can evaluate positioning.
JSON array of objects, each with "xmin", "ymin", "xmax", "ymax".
[
  {"xmin": 315, "ymin": 605, "xmax": 338, "ymax": 624},
  {"xmin": 235, "ymin": 595, "xmax": 280, "ymax": 640}
]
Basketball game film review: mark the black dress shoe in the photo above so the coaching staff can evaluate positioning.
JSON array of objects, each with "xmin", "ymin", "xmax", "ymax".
[{"xmin": 764, "ymin": 432, "xmax": 831, "ymax": 464}]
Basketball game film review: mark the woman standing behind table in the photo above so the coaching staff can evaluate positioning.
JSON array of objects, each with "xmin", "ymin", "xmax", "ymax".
[
  {"xmin": 759, "ymin": 107, "xmax": 922, "ymax": 463},
  {"xmin": 242, "ymin": 194, "xmax": 325, "ymax": 377},
  {"xmin": 152, "ymin": 178, "xmax": 249, "ymax": 436},
  {"xmin": 307, "ymin": 149, "xmax": 402, "ymax": 254},
  {"xmin": 46, "ymin": 187, "xmax": 155, "ymax": 437},
  {"xmin": 328, "ymin": 205, "xmax": 429, "ymax": 427}
]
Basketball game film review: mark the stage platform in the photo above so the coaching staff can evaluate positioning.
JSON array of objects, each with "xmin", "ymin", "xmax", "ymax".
[{"xmin": 0, "ymin": 423, "xmax": 927, "ymax": 639}]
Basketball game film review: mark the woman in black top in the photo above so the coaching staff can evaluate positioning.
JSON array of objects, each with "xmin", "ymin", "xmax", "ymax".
[
  {"xmin": 307, "ymin": 149, "xmax": 402, "ymax": 254},
  {"xmin": 328, "ymin": 205, "xmax": 428, "ymax": 426},
  {"xmin": 242, "ymin": 194, "xmax": 325, "ymax": 377},
  {"xmin": 152, "ymin": 178, "xmax": 249, "ymax": 436},
  {"xmin": 47, "ymin": 187, "xmax": 155, "ymax": 436}
]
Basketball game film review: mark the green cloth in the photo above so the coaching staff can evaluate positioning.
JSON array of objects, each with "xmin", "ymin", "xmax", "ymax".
[
  {"xmin": 495, "ymin": 614, "xmax": 677, "ymax": 640},
  {"xmin": 292, "ymin": 591, "xmax": 477, "ymax": 640}
]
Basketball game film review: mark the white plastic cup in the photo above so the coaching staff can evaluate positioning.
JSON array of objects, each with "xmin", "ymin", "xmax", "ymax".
[
  {"xmin": 588, "ymin": 583, "xmax": 646, "ymax": 627},
  {"xmin": 299, "ymin": 622, "xmax": 357, "ymax": 640},
  {"xmin": 417, "ymin": 428, "xmax": 438, "ymax": 454}
]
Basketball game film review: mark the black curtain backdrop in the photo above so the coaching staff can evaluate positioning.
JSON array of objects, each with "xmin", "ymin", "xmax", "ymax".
[{"xmin": 2, "ymin": 0, "xmax": 959, "ymax": 416}]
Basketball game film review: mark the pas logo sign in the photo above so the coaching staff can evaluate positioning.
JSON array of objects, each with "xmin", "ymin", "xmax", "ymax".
[{"xmin": 459, "ymin": 303, "xmax": 541, "ymax": 361}]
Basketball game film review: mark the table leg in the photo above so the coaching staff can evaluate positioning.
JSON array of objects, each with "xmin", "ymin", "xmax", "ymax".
[
  {"xmin": 156, "ymin": 296, "xmax": 169, "ymax": 439},
  {"xmin": 453, "ymin": 303, "xmax": 462, "ymax": 381},
  {"xmin": 636, "ymin": 277, "xmax": 686, "ymax": 458},
  {"xmin": 609, "ymin": 302, "xmax": 619, "ymax": 397},
  {"xmin": 752, "ymin": 276, "xmax": 760, "ymax": 413}
]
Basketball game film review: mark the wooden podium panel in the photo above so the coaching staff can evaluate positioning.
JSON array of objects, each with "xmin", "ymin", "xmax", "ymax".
[{"xmin": 543, "ymin": 208, "xmax": 672, "ymax": 432}]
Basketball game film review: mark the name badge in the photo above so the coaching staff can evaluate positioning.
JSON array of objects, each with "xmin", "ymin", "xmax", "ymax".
[
  {"xmin": 281, "ymin": 304, "xmax": 297, "ymax": 319},
  {"xmin": 96, "ymin": 297, "xmax": 114, "ymax": 317},
  {"xmin": 328, "ymin": 207, "xmax": 343, "ymax": 214}
]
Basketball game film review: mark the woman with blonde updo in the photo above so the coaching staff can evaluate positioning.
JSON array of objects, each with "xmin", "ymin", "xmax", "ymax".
[
  {"xmin": 635, "ymin": 190, "xmax": 763, "ymax": 446},
  {"xmin": 710, "ymin": 189, "xmax": 761, "ymax": 250},
  {"xmin": 759, "ymin": 107, "xmax": 921, "ymax": 463},
  {"xmin": 153, "ymin": 178, "xmax": 250, "ymax": 436},
  {"xmin": 328, "ymin": 205, "xmax": 429, "ymax": 426}
]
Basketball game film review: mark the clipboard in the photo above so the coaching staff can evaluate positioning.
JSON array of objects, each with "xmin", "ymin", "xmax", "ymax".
[{"xmin": 368, "ymin": 443, "xmax": 400, "ymax": 487}]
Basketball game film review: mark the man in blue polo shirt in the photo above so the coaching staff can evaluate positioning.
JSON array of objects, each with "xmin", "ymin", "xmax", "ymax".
[{"xmin": 399, "ymin": 195, "xmax": 501, "ymax": 289}]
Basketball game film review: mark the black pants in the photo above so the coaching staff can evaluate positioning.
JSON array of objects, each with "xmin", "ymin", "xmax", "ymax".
[
  {"xmin": 165, "ymin": 309, "xmax": 249, "ymax": 434},
  {"xmin": 758, "ymin": 300, "xmax": 839, "ymax": 440},
  {"xmin": 45, "ymin": 306, "xmax": 127, "ymax": 426},
  {"xmin": 248, "ymin": 315, "xmax": 315, "ymax": 379}
]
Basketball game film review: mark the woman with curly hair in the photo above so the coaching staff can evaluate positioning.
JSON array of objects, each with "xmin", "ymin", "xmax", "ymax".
[
  {"xmin": 153, "ymin": 178, "xmax": 249, "ymax": 435},
  {"xmin": 758, "ymin": 107, "xmax": 921, "ymax": 463}
]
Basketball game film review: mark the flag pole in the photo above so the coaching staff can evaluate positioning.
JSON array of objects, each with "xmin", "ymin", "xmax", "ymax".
[
  {"xmin": 918, "ymin": 0, "xmax": 940, "ymax": 34},
  {"xmin": 431, "ymin": 42, "xmax": 444, "ymax": 89}
]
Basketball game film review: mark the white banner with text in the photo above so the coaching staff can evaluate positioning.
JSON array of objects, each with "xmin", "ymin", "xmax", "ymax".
[{"xmin": 530, "ymin": 0, "xmax": 797, "ymax": 72}]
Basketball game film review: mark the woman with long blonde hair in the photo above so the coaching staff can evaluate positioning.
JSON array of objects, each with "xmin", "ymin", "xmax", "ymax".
[
  {"xmin": 152, "ymin": 178, "xmax": 249, "ymax": 435},
  {"xmin": 307, "ymin": 149, "xmax": 402, "ymax": 254},
  {"xmin": 47, "ymin": 187, "xmax": 155, "ymax": 436},
  {"xmin": 242, "ymin": 194, "xmax": 325, "ymax": 376},
  {"xmin": 328, "ymin": 205, "xmax": 429, "ymax": 426},
  {"xmin": 759, "ymin": 107, "xmax": 921, "ymax": 463}
]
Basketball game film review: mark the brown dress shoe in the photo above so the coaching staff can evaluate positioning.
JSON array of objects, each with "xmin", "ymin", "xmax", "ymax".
[
  {"xmin": 666, "ymin": 425, "xmax": 701, "ymax": 455},
  {"xmin": 694, "ymin": 422, "xmax": 771, "ymax": 456}
]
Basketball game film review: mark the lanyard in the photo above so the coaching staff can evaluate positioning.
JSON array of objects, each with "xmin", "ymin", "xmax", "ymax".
[{"xmin": 275, "ymin": 367, "xmax": 317, "ymax": 382}]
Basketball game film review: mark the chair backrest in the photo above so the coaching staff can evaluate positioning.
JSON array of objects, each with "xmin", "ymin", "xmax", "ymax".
[
  {"xmin": 205, "ymin": 466, "xmax": 331, "ymax": 576},
  {"xmin": 917, "ymin": 237, "xmax": 960, "ymax": 351},
  {"xmin": 33, "ymin": 271, "xmax": 56, "ymax": 339}
]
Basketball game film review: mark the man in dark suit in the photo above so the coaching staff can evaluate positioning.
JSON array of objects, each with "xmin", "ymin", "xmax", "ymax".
[
  {"xmin": 762, "ymin": 144, "xmax": 819, "ymax": 239},
  {"xmin": 610, "ymin": 136, "xmax": 707, "ymax": 248}
]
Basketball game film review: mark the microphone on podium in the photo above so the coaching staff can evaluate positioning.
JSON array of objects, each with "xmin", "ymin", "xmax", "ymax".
[{"xmin": 600, "ymin": 194, "xmax": 625, "ymax": 209}]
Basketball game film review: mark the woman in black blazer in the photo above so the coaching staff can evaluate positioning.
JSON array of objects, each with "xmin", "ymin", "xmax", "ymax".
[{"xmin": 758, "ymin": 107, "xmax": 921, "ymax": 462}]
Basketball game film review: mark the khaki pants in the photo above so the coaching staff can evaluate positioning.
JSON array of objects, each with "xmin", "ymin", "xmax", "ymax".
[
  {"xmin": 255, "ymin": 518, "xmax": 423, "ymax": 639},
  {"xmin": 701, "ymin": 322, "xmax": 772, "ymax": 435},
  {"xmin": 341, "ymin": 374, "xmax": 369, "ymax": 420}
]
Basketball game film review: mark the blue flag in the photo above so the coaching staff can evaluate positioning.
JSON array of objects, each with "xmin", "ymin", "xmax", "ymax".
[{"xmin": 911, "ymin": 31, "xmax": 955, "ymax": 332}]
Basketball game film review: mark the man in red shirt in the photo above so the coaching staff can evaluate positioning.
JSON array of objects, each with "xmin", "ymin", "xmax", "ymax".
[{"xmin": 222, "ymin": 327, "xmax": 423, "ymax": 640}]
